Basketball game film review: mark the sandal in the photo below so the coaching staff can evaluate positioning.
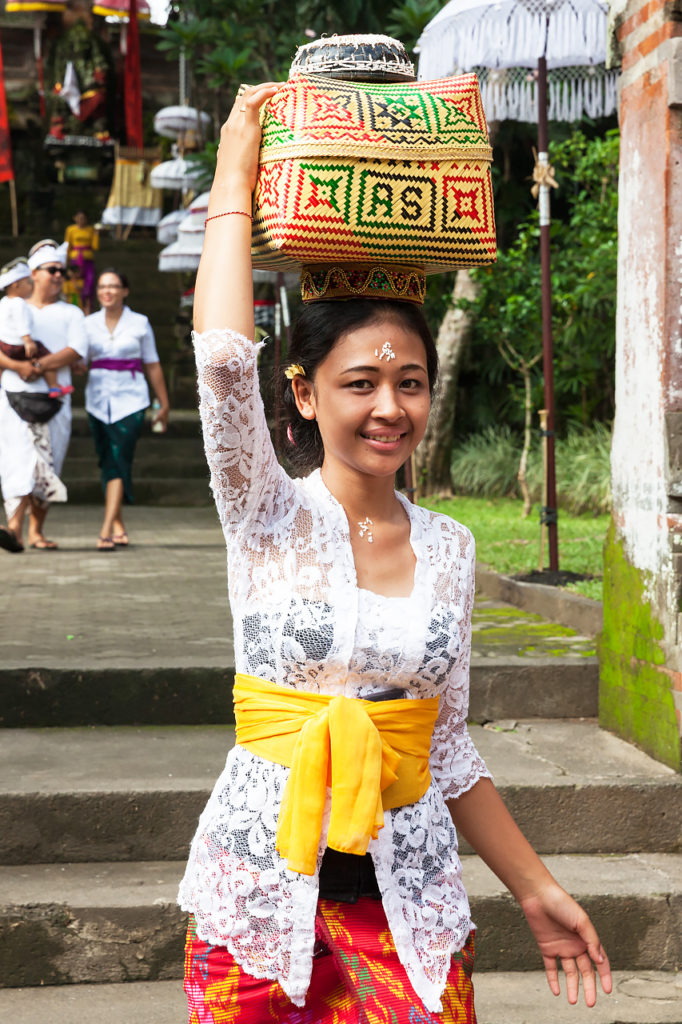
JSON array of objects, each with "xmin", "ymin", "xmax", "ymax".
[
  {"xmin": 0, "ymin": 526, "xmax": 24, "ymax": 553},
  {"xmin": 112, "ymin": 532, "xmax": 129, "ymax": 546},
  {"xmin": 97, "ymin": 536, "xmax": 116, "ymax": 552},
  {"xmin": 29, "ymin": 537, "xmax": 58, "ymax": 550}
]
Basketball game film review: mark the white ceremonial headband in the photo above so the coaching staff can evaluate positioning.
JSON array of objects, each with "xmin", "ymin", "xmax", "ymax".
[
  {"xmin": 27, "ymin": 241, "xmax": 68, "ymax": 271},
  {"xmin": 0, "ymin": 260, "xmax": 31, "ymax": 290}
]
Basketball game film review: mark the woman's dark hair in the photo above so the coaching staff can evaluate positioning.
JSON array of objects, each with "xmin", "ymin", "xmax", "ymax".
[
  {"xmin": 97, "ymin": 267, "xmax": 130, "ymax": 290},
  {"xmin": 277, "ymin": 299, "xmax": 438, "ymax": 472}
]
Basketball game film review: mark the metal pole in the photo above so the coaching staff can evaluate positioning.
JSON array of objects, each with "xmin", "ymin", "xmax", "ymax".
[
  {"xmin": 33, "ymin": 22, "xmax": 45, "ymax": 119},
  {"xmin": 538, "ymin": 408, "xmax": 548, "ymax": 570},
  {"xmin": 537, "ymin": 54, "xmax": 559, "ymax": 571}
]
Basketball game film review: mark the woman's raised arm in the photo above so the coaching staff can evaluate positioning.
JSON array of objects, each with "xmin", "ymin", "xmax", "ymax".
[{"xmin": 194, "ymin": 82, "xmax": 280, "ymax": 336}]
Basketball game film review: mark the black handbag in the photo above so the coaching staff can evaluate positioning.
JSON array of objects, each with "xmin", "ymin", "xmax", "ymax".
[{"xmin": 5, "ymin": 390, "xmax": 62, "ymax": 424}]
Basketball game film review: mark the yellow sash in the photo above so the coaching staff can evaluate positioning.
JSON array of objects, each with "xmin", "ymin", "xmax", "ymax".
[{"xmin": 234, "ymin": 673, "xmax": 439, "ymax": 876}]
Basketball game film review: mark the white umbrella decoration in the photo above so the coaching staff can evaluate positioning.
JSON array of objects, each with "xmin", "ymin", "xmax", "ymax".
[
  {"xmin": 417, "ymin": 0, "xmax": 614, "ymax": 571},
  {"xmin": 150, "ymin": 155, "xmax": 203, "ymax": 192},
  {"xmin": 154, "ymin": 106, "xmax": 211, "ymax": 141},
  {"xmin": 156, "ymin": 208, "xmax": 185, "ymax": 246},
  {"xmin": 158, "ymin": 191, "xmax": 208, "ymax": 272}
]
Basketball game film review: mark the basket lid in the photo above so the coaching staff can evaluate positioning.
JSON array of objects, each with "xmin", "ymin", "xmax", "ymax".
[{"xmin": 290, "ymin": 33, "xmax": 415, "ymax": 83}]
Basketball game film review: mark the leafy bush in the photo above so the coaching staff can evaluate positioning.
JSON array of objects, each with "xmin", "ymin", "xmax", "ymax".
[
  {"xmin": 449, "ymin": 423, "xmax": 611, "ymax": 515},
  {"xmin": 455, "ymin": 129, "xmax": 619, "ymax": 436}
]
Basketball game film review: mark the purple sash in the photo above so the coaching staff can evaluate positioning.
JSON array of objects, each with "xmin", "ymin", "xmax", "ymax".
[{"xmin": 91, "ymin": 358, "xmax": 144, "ymax": 378}]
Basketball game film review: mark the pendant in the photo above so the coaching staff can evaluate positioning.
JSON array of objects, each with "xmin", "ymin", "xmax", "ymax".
[{"xmin": 358, "ymin": 517, "xmax": 374, "ymax": 543}]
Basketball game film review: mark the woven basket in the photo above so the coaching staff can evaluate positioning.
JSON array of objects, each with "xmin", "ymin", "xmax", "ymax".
[{"xmin": 251, "ymin": 74, "xmax": 496, "ymax": 274}]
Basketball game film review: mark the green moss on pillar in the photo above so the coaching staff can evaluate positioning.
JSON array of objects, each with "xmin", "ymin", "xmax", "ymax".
[{"xmin": 599, "ymin": 520, "xmax": 681, "ymax": 770}]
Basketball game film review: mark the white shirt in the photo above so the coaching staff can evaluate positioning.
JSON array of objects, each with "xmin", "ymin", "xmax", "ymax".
[
  {"xmin": 1, "ymin": 298, "xmax": 87, "ymax": 394},
  {"xmin": 84, "ymin": 306, "xmax": 159, "ymax": 423},
  {"xmin": 177, "ymin": 328, "xmax": 491, "ymax": 1014},
  {"xmin": 0, "ymin": 294, "xmax": 34, "ymax": 347}
]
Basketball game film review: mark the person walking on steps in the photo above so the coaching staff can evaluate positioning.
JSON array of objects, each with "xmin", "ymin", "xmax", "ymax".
[
  {"xmin": 84, "ymin": 267, "xmax": 170, "ymax": 551},
  {"xmin": 20, "ymin": 239, "xmax": 88, "ymax": 550},
  {"xmin": 178, "ymin": 82, "xmax": 613, "ymax": 1023}
]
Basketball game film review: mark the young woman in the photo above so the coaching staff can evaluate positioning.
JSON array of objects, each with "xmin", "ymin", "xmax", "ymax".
[
  {"xmin": 179, "ymin": 82, "xmax": 612, "ymax": 1023},
  {"xmin": 84, "ymin": 269, "xmax": 170, "ymax": 550},
  {"xmin": 64, "ymin": 210, "xmax": 99, "ymax": 314}
]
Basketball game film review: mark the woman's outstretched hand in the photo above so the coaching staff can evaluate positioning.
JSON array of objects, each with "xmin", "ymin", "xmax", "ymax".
[
  {"xmin": 195, "ymin": 81, "xmax": 282, "ymax": 335},
  {"xmin": 520, "ymin": 881, "xmax": 612, "ymax": 1006}
]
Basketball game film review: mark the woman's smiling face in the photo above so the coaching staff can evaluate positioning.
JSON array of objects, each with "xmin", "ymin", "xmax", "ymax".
[
  {"xmin": 293, "ymin": 317, "xmax": 431, "ymax": 483},
  {"xmin": 97, "ymin": 272, "xmax": 128, "ymax": 311}
]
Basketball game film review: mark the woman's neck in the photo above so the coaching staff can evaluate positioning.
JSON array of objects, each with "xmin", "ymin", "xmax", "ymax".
[
  {"xmin": 320, "ymin": 462, "xmax": 402, "ymax": 525},
  {"xmin": 105, "ymin": 306, "xmax": 124, "ymax": 330}
]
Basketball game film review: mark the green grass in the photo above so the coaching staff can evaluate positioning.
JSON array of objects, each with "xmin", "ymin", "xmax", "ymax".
[{"xmin": 421, "ymin": 495, "xmax": 608, "ymax": 602}]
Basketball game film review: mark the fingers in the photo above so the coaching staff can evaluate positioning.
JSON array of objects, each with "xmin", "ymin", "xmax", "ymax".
[
  {"xmin": 542, "ymin": 955, "xmax": 560, "ymax": 997},
  {"xmin": 223, "ymin": 82, "xmax": 281, "ymax": 129},
  {"xmin": 576, "ymin": 952, "xmax": 597, "ymax": 1006},
  {"xmin": 593, "ymin": 944, "xmax": 613, "ymax": 995},
  {"xmin": 560, "ymin": 956, "xmax": 580, "ymax": 1005},
  {"xmin": 545, "ymin": 947, "xmax": 612, "ymax": 1006},
  {"xmin": 239, "ymin": 81, "xmax": 281, "ymax": 112}
]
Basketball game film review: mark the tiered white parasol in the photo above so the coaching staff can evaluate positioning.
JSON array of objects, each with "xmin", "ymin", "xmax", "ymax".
[
  {"xmin": 156, "ymin": 208, "xmax": 186, "ymax": 246},
  {"xmin": 157, "ymin": 191, "xmax": 209, "ymax": 272},
  {"xmin": 176, "ymin": 191, "xmax": 210, "ymax": 234},
  {"xmin": 154, "ymin": 106, "xmax": 211, "ymax": 140},
  {"xmin": 418, "ymin": 0, "xmax": 613, "ymax": 571},
  {"xmin": 150, "ymin": 155, "xmax": 203, "ymax": 191}
]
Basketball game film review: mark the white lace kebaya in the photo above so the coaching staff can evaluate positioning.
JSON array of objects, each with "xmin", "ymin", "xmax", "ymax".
[{"xmin": 177, "ymin": 327, "xmax": 492, "ymax": 1013}]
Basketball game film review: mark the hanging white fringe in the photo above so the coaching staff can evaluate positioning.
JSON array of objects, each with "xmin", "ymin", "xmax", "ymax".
[
  {"xmin": 477, "ymin": 65, "xmax": 619, "ymax": 122},
  {"xmin": 416, "ymin": 0, "xmax": 611, "ymax": 80}
]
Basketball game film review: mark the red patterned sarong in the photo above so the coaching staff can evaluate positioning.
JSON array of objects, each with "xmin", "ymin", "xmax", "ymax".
[{"xmin": 184, "ymin": 898, "xmax": 476, "ymax": 1024}]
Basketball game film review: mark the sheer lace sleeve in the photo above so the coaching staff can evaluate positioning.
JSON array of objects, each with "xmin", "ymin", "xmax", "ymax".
[
  {"xmin": 193, "ymin": 327, "xmax": 287, "ymax": 533},
  {"xmin": 429, "ymin": 528, "xmax": 492, "ymax": 800}
]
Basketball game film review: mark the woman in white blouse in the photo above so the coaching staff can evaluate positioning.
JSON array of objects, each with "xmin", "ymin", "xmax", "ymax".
[
  {"xmin": 178, "ymin": 83, "xmax": 613, "ymax": 1023},
  {"xmin": 85, "ymin": 268, "xmax": 169, "ymax": 551}
]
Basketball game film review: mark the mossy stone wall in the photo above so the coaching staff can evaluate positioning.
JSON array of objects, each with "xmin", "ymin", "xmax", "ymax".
[{"xmin": 599, "ymin": 520, "xmax": 681, "ymax": 770}]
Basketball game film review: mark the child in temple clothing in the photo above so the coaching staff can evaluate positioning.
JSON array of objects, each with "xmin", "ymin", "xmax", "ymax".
[{"xmin": 0, "ymin": 258, "xmax": 73, "ymax": 399}]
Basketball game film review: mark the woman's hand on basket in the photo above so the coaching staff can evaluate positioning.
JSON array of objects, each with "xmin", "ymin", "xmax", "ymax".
[
  {"xmin": 520, "ymin": 881, "xmax": 612, "ymax": 1006},
  {"xmin": 214, "ymin": 82, "xmax": 282, "ymax": 196}
]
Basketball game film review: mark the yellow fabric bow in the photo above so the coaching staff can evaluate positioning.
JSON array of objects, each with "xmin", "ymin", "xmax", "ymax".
[
  {"xmin": 530, "ymin": 147, "xmax": 559, "ymax": 199},
  {"xmin": 234, "ymin": 673, "xmax": 439, "ymax": 875}
]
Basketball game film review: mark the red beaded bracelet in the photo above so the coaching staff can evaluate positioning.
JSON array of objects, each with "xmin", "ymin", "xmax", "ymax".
[{"xmin": 204, "ymin": 210, "xmax": 253, "ymax": 226}]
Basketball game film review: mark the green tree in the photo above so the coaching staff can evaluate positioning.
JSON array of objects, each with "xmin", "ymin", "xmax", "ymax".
[
  {"xmin": 456, "ymin": 127, "xmax": 619, "ymax": 437},
  {"xmin": 157, "ymin": 0, "xmax": 406, "ymax": 125}
]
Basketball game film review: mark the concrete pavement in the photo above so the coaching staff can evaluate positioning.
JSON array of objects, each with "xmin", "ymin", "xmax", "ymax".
[
  {"xmin": 2, "ymin": 971, "xmax": 681, "ymax": 1024},
  {"xmin": 0, "ymin": 503, "xmax": 596, "ymax": 671}
]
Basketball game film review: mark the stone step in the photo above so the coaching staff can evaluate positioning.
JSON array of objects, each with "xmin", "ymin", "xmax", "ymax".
[
  {"xmin": 63, "ymin": 453, "xmax": 209, "ymax": 478},
  {"xmin": 1, "ymin": 853, "xmax": 680, "ymax": 987},
  {"xmin": 0, "ymin": 505, "xmax": 599, "ymax": 724},
  {"xmin": 1, "ymin": 973, "xmax": 681, "ymax": 1024},
  {"xmin": 0, "ymin": 721, "xmax": 678, "ymax": 865},
  {"xmin": 69, "ymin": 409, "xmax": 203, "ymax": 440},
  {"xmin": 65, "ymin": 435, "xmax": 205, "ymax": 459},
  {"xmin": 0, "ymin": 659, "xmax": 597, "ymax": 727},
  {"xmin": 62, "ymin": 477, "xmax": 213, "ymax": 506}
]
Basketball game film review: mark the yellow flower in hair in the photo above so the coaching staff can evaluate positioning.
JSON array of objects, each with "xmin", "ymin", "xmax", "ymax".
[{"xmin": 284, "ymin": 364, "xmax": 306, "ymax": 379}]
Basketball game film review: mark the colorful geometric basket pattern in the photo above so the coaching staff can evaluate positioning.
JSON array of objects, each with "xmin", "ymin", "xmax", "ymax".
[{"xmin": 251, "ymin": 74, "xmax": 496, "ymax": 275}]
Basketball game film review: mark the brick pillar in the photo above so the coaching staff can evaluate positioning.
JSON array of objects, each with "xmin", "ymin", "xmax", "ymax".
[{"xmin": 600, "ymin": 0, "xmax": 682, "ymax": 769}]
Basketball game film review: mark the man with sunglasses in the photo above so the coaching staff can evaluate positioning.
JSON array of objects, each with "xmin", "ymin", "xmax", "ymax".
[{"xmin": 0, "ymin": 240, "xmax": 88, "ymax": 550}]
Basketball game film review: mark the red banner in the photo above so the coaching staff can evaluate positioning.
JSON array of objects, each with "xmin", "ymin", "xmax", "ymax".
[
  {"xmin": 0, "ymin": 29, "xmax": 15, "ymax": 184},
  {"xmin": 124, "ymin": 0, "xmax": 143, "ymax": 148}
]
